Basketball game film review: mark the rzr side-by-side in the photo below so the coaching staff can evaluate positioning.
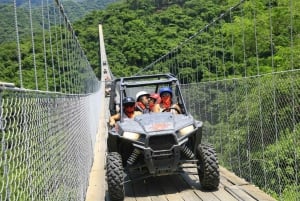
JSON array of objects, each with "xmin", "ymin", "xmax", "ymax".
[{"xmin": 106, "ymin": 74, "xmax": 219, "ymax": 201}]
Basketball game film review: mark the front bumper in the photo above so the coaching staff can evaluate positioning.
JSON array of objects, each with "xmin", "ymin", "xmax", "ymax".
[{"xmin": 143, "ymin": 145, "xmax": 182, "ymax": 175}]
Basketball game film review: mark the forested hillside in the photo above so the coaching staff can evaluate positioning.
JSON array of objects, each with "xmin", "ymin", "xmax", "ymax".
[
  {"xmin": 0, "ymin": 0, "xmax": 118, "ymax": 22},
  {"xmin": 0, "ymin": 0, "xmax": 299, "ymax": 83},
  {"xmin": 72, "ymin": 0, "xmax": 300, "ymax": 79},
  {"xmin": 0, "ymin": 0, "xmax": 116, "ymax": 43},
  {"xmin": 74, "ymin": 0, "xmax": 231, "ymax": 77},
  {"xmin": 0, "ymin": 0, "xmax": 117, "ymax": 85},
  {"xmin": 58, "ymin": 0, "xmax": 118, "ymax": 22}
]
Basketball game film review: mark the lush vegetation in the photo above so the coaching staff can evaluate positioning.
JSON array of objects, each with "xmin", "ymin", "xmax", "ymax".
[
  {"xmin": 2, "ymin": 0, "xmax": 299, "ymax": 83},
  {"xmin": 1, "ymin": 0, "xmax": 300, "ymax": 199},
  {"xmin": 72, "ymin": 0, "xmax": 300, "ymax": 80},
  {"xmin": 182, "ymin": 72, "xmax": 300, "ymax": 200},
  {"xmin": 59, "ymin": 0, "xmax": 119, "ymax": 22},
  {"xmin": 0, "ymin": 0, "xmax": 115, "ymax": 89},
  {"xmin": 73, "ymin": 0, "xmax": 231, "ymax": 77}
]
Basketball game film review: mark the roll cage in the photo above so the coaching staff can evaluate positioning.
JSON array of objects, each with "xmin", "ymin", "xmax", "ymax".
[{"xmin": 109, "ymin": 73, "xmax": 189, "ymax": 121}]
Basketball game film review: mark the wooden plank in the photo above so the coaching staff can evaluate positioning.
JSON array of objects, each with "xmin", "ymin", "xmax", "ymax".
[
  {"xmin": 225, "ymin": 186, "xmax": 257, "ymax": 201},
  {"xmin": 221, "ymin": 175, "xmax": 256, "ymax": 201},
  {"xmin": 181, "ymin": 172, "xmax": 221, "ymax": 201},
  {"xmin": 158, "ymin": 175, "xmax": 184, "ymax": 201},
  {"xmin": 131, "ymin": 179, "xmax": 152, "ymax": 201},
  {"xmin": 86, "ymin": 89, "xmax": 107, "ymax": 201},
  {"xmin": 209, "ymin": 176, "xmax": 239, "ymax": 201},
  {"xmin": 220, "ymin": 167, "xmax": 276, "ymax": 201},
  {"xmin": 146, "ymin": 177, "xmax": 168, "ymax": 201},
  {"xmin": 219, "ymin": 167, "xmax": 249, "ymax": 186},
  {"xmin": 212, "ymin": 186, "xmax": 239, "ymax": 201},
  {"xmin": 220, "ymin": 175, "xmax": 239, "ymax": 189},
  {"xmin": 239, "ymin": 185, "xmax": 277, "ymax": 201},
  {"xmin": 169, "ymin": 174, "xmax": 202, "ymax": 201}
]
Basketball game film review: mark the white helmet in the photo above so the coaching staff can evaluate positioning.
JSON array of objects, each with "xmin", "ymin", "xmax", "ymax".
[{"xmin": 136, "ymin": 91, "xmax": 149, "ymax": 101}]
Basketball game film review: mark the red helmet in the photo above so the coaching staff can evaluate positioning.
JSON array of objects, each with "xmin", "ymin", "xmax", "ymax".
[
  {"xmin": 149, "ymin": 93, "xmax": 159, "ymax": 99},
  {"xmin": 149, "ymin": 93, "xmax": 161, "ymax": 104}
]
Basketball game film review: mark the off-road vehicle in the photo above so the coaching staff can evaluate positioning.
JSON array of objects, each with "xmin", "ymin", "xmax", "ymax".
[{"xmin": 106, "ymin": 73, "xmax": 219, "ymax": 201}]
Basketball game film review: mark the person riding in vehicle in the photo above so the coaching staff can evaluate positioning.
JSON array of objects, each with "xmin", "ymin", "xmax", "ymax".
[
  {"xmin": 148, "ymin": 93, "xmax": 161, "ymax": 112},
  {"xmin": 109, "ymin": 97, "xmax": 141, "ymax": 127},
  {"xmin": 154, "ymin": 87, "xmax": 181, "ymax": 114},
  {"xmin": 135, "ymin": 91, "xmax": 150, "ymax": 113}
]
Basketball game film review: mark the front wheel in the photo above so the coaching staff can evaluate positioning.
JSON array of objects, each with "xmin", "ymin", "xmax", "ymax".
[
  {"xmin": 106, "ymin": 152, "xmax": 125, "ymax": 201},
  {"xmin": 196, "ymin": 144, "xmax": 220, "ymax": 190}
]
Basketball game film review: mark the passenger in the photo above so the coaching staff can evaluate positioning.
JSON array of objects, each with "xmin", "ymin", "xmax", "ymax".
[
  {"xmin": 109, "ymin": 97, "xmax": 141, "ymax": 127},
  {"xmin": 135, "ymin": 91, "xmax": 150, "ymax": 113},
  {"xmin": 155, "ymin": 87, "xmax": 181, "ymax": 114},
  {"xmin": 148, "ymin": 93, "xmax": 161, "ymax": 112}
]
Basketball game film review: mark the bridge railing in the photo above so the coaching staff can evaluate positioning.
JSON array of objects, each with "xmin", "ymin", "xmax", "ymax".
[
  {"xmin": 182, "ymin": 70, "xmax": 300, "ymax": 200},
  {"xmin": 0, "ymin": 1, "xmax": 101, "ymax": 200},
  {"xmin": 0, "ymin": 87, "xmax": 101, "ymax": 200}
]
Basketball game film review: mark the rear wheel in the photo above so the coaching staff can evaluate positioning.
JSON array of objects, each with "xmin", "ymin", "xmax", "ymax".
[
  {"xmin": 197, "ymin": 144, "xmax": 220, "ymax": 190},
  {"xmin": 106, "ymin": 152, "xmax": 125, "ymax": 200}
]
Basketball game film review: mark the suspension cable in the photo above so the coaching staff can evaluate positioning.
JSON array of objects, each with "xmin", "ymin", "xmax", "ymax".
[
  {"xmin": 289, "ymin": 0, "xmax": 299, "ymax": 195},
  {"xmin": 268, "ymin": 0, "xmax": 282, "ymax": 196},
  {"xmin": 42, "ymin": 0, "xmax": 49, "ymax": 91},
  {"xmin": 13, "ymin": 0, "xmax": 23, "ymax": 88},
  {"xmin": 28, "ymin": 0, "xmax": 38, "ymax": 90},
  {"xmin": 59, "ymin": 14, "xmax": 66, "ymax": 93},
  {"xmin": 53, "ymin": 5, "xmax": 62, "ymax": 91},
  {"xmin": 135, "ymin": 0, "xmax": 246, "ymax": 76},
  {"xmin": 46, "ymin": 0, "xmax": 56, "ymax": 92}
]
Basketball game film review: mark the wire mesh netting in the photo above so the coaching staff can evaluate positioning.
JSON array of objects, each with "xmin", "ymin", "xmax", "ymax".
[
  {"xmin": 1, "ymin": 0, "xmax": 102, "ymax": 200},
  {"xmin": 0, "ymin": 88, "xmax": 101, "ymax": 200},
  {"xmin": 1, "ymin": 0, "xmax": 300, "ymax": 200},
  {"xmin": 181, "ymin": 70, "xmax": 300, "ymax": 200}
]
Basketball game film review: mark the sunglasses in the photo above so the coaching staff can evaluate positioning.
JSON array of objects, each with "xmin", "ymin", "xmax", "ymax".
[
  {"xmin": 161, "ymin": 92, "xmax": 171, "ymax": 97},
  {"xmin": 124, "ymin": 103, "xmax": 135, "ymax": 107},
  {"xmin": 148, "ymin": 98, "xmax": 155, "ymax": 102}
]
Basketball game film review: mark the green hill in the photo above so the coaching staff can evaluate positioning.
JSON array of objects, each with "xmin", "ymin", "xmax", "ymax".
[
  {"xmin": 72, "ymin": 0, "xmax": 300, "ymax": 79},
  {"xmin": 73, "ymin": 0, "xmax": 228, "ymax": 77},
  {"xmin": 1, "ymin": 0, "xmax": 300, "ymax": 84}
]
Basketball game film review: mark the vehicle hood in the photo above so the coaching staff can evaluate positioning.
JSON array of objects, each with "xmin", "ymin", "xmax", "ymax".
[{"xmin": 118, "ymin": 112, "xmax": 194, "ymax": 134}]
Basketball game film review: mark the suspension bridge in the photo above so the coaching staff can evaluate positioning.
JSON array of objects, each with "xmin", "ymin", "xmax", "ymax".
[{"xmin": 0, "ymin": 0, "xmax": 299, "ymax": 201}]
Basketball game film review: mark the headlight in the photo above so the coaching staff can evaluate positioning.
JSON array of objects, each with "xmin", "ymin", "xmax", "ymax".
[
  {"xmin": 178, "ymin": 125, "xmax": 194, "ymax": 136},
  {"xmin": 123, "ymin": 132, "xmax": 140, "ymax": 141}
]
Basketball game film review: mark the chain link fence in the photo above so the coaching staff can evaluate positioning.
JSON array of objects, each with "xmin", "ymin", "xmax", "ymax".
[
  {"xmin": 0, "ymin": 0, "xmax": 102, "ymax": 200},
  {"xmin": 182, "ymin": 70, "xmax": 300, "ymax": 200},
  {"xmin": 0, "ymin": 86, "xmax": 101, "ymax": 200}
]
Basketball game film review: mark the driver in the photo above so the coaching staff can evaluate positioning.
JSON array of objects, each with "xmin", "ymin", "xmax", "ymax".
[
  {"xmin": 155, "ymin": 87, "xmax": 181, "ymax": 114},
  {"xmin": 135, "ymin": 91, "xmax": 150, "ymax": 113},
  {"xmin": 109, "ymin": 97, "xmax": 141, "ymax": 127}
]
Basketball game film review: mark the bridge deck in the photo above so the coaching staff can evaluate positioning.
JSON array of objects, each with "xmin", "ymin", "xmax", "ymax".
[
  {"xmin": 110, "ymin": 166, "xmax": 275, "ymax": 201},
  {"xmin": 85, "ymin": 24, "xmax": 278, "ymax": 201},
  {"xmin": 86, "ymin": 96, "xmax": 276, "ymax": 201}
]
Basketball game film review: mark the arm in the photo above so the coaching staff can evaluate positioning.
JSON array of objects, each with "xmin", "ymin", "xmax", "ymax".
[
  {"xmin": 133, "ymin": 111, "xmax": 142, "ymax": 117},
  {"xmin": 171, "ymin": 103, "xmax": 181, "ymax": 114},
  {"xmin": 152, "ymin": 104, "xmax": 161, "ymax": 113},
  {"xmin": 109, "ymin": 113, "xmax": 121, "ymax": 126}
]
